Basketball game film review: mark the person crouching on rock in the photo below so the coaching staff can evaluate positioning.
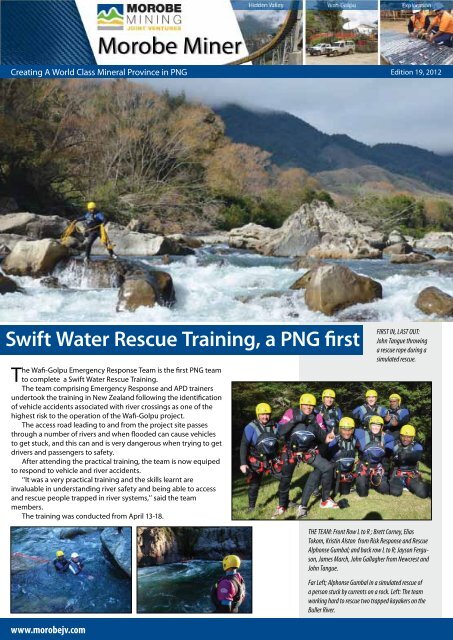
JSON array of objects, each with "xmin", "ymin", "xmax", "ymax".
[
  {"xmin": 211, "ymin": 555, "xmax": 246, "ymax": 613},
  {"xmin": 388, "ymin": 425, "xmax": 429, "ymax": 499},
  {"xmin": 273, "ymin": 393, "xmax": 337, "ymax": 519},
  {"xmin": 240, "ymin": 402, "xmax": 282, "ymax": 513},
  {"xmin": 53, "ymin": 550, "xmax": 69, "ymax": 573},
  {"xmin": 76, "ymin": 201, "xmax": 117, "ymax": 262}
]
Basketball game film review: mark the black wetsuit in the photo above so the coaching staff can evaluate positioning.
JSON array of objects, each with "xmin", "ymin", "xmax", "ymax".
[
  {"xmin": 53, "ymin": 557, "xmax": 70, "ymax": 573},
  {"xmin": 277, "ymin": 408, "xmax": 332, "ymax": 508},
  {"xmin": 77, "ymin": 211, "xmax": 114, "ymax": 259},
  {"xmin": 388, "ymin": 440, "xmax": 429, "ymax": 499}
]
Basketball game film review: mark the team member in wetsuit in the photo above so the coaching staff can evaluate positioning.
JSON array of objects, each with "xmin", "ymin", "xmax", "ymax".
[
  {"xmin": 75, "ymin": 201, "xmax": 117, "ymax": 262},
  {"xmin": 327, "ymin": 417, "xmax": 359, "ymax": 497},
  {"xmin": 211, "ymin": 555, "xmax": 246, "ymax": 613},
  {"xmin": 353, "ymin": 389, "xmax": 390, "ymax": 430},
  {"xmin": 355, "ymin": 416, "xmax": 393, "ymax": 496},
  {"xmin": 316, "ymin": 389, "xmax": 343, "ymax": 434},
  {"xmin": 388, "ymin": 425, "xmax": 429, "ymax": 499},
  {"xmin": 273, "ymin": 393, "xmax": 336, "ymax": 519},
  {"xmin": 239, "ymin": 403, "xmax": 281, "ymax": 512},
  {"xmin": 53, "ymin": 550, "xmax": 70, "ymax": 573},
  {"xmin": 68, "ymin": 552, "xmax": 84, "ymax": 575},
  {"xmin": 386, "ymin": 393, "xmax": 411, "ymax": 436}
]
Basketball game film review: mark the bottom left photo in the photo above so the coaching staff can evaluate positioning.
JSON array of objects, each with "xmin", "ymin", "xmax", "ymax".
[{"xmin": 11, "ymin": 527, "xmax": 132, "ymax": 614}]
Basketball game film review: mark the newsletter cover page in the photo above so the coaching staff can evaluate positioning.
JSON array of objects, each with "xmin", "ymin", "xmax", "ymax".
[{"xmin": 0, "ymin": 0, "xmax": 452, "ymax": 637}]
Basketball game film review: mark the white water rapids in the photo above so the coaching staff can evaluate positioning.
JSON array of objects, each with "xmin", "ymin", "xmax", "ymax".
[{"xmin": 1, "ymin": 248, "xmax": 453, "ymax": 322}]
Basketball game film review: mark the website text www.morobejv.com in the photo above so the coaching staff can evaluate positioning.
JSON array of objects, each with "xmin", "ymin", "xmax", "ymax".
[{"xmin": 10, "ymin": 627, "xmax": 85, "ymax": 636}]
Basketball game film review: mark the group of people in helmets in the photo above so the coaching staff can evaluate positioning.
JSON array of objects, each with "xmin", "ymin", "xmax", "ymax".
[{"xmin": 240, "ymin": 388, "xmax": 429, "ymax": 519}]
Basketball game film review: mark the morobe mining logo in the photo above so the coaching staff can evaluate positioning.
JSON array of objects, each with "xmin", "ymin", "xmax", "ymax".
[
  {"xmin": 97, "ymin": 4, "xmax": 124, "ymax": 30},
  {"xmin": 98, "ymin": 4, "xmax": 183, "ymax": 32}
]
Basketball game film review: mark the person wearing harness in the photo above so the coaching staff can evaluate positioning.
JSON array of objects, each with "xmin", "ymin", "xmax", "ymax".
[
  {"xmin": 273, "ymin": 393, "xmax": 337, "ymax": 519},
  {"xmin": 68, "ymin": 552, "xmax": 84, "ymax": 575},
  {"xmin": 53, "ymin": 550, "xmax": 70, "ymax": 573},
  {"xmin": 352, "ymin": 389, "xmax": 390, "ymax": 430},
  {"xmin": 239, "ymin": 402, "xmax": 282, "ymax": 512},
  {"xmin": 327, "ymin": 417, "xmax": 359, "ymax": 497},
  {"xmin": 355, "ymin": 416, "xmax": 393, "ymax": 497},
  {"xmin": 76, "ymin": 201, "xmax": 117, "ymax": 262},
  {"xmin": 386, "ymin": 393, "xmax": 411, "ymax": 436},
  {"xmin": 316, "ymin": 389, "xmax": 343, "ymax": 434},
  {"xmin": 388, "ymin": 425, "xmax": 429, "ymax": 499},
  {"xmin": 211, "ymin": 555, "xmax": 246, "ymax": 613}
]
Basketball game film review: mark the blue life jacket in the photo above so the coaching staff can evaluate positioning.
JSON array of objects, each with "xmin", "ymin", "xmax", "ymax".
[
  {"xmin": 361, "ymin": 432, "xmax": 386, "ymax": 465},
  {"xmin": 332, "ymin": 436, "xmax": 357, "ymax": 472}
]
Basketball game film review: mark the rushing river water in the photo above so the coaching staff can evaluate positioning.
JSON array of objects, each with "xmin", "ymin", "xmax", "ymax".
[
  {"xmin": 137, "ymin": 560, "xmax": 252, "ymax": 613},
  {"xmin": 11, "ymin": 527, "xmax": 131, "ymax": 614},
  {"xmin": 1, "ymin": 245, "xmax": 453, "ymax": 322}
]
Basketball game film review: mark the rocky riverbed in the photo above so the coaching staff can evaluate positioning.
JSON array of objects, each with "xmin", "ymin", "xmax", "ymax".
[{"xmin": 1, "ymin": 205, "xmax": 453, "ymax": 321}]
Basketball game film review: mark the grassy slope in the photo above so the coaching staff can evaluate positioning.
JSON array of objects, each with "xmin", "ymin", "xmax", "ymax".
[{"xmin": 232, "ymin": 463, "xmax": 432, "ymax": 521}]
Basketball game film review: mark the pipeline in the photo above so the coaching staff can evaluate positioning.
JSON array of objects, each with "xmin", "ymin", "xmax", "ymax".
[{"xmin": 228, "ymin": 2, "xmax": 299, "ymax": 65}]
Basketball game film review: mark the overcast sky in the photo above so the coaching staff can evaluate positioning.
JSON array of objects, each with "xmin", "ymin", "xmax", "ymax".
[
  {"xmin": 145, "ymin": 78, "xmax": 453, "ymax": 154},
  {"xmin": 235, "ymin": 10, "xmax": 284, "ymax": 27},
  {"xmin": 342, "ymin": 10, "xmax": 377, "ymax": 29}
]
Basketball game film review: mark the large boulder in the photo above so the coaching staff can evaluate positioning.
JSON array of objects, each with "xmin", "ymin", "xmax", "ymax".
[
  {"xmin": 137, "ymin": 527, "xmax": 179, "ymax": 567},
  {"xmin": 387, "ymin": 229, "xmax": 407, "ymax": 244},
  {"xmin": 167, "ymin": 233, "xmax": 203, "ymax": 249},
  {"xmin": 390, "ymin": 252, "xmax": 433, "ymax": 264},
  {"xmin": 383, "ymin": 242, "xmax": 413, "ymax": 256},
  {"xmin": 290, "ymin": 271, "xmax": 313, "ymax": 290},
  {"xmin": 196, "ymin": 233, "xmax": 230, "ymax": 245},
  {"xmin": 0, "ymin": 212, "xmax": 67, "ymax": 238},
  {"xmin": 117, "ymin": 269, "xmax": 176, "ymax": 312},
  {"xmin": 308, "ymin": 235, "xmax": 382, "ymax": 260},
  {"xmin": 100, "ymin": 527, "xmax": 132, "ymax": 577},
  {"xmin": 261, "ymin": 205, "xmax": 322, "ymax": 257},
  {"xmin": 2, "ymin": 239, "xmax": 69, "ymax": 276},
  {"xmin": 11, "ymin": 553, "xmax": 48, "ymax": 574},
  {"xmin": 191, "ymin": 527, "xmax": 252, "ymax": 559},
  {"xmin": 0, "ymin": 274, "xmax": 20, "ymax": 294},
  {"xmin": 56, "ymin": 257, "xmax": 124, "ymax": 288},
  {"xmin": 415, "ymin": 232, "xmax": 453, "ymax": 253},
  {"xmin": 415, "ymin": 287, "xmax": 453, "ymax": 317},
  {"xmin": 228, "ymin": 223, "xmax": 273, "ymax": 252},
  {"xmin": 59, "ymin": 527, "xmax": 95, "ymax": 539},
  {"xmin": 305, "ymin": 264, "xmax": 382, "ymax": 315},
  {"xmin": 232, "ymin": 202, "xmax": 386, "ymax": 258},
  {"xmin": 0, "ymin": 233, "xmax": 31, "ymax": 254},
  {"xmin": 91, "ymin": 224, "xmax": 194, "ymax": 256}
]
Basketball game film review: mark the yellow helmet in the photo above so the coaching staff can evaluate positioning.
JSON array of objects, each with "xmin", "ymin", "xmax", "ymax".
[
  {"xmin": 339, "ymin": 417, "xmax": 355, "ymax": 430},
  {"xmin": 389, "ymin": 393, "xmax": 402, "ymax": 403},
  {"xmin": 56, "ymin": 550, "xmax": 64, "ymax": 558},
  {"xmin": 223, "ymin": 555, "xmax": 241, "ymax": 571},
  {"xmin": 369, "ymin": 415, "xmax": 384, "ymax": 427},
  {"xmin": 366, "ymin": 389, "xmax": 378, "ymax": 398},
  {"xmin": 87, "ymin": 201, "xmax": 96, "ymax": 211},
  {"xmin": 400, "ymin": 424, "xmax": 416, "ymax": 437},
  {"xmin": 299, "ymin": 393, "xmax": 316, "ymax": 406},
  {"xmin": 322, "ymin": 389, "xmax": 336, "ymax": 400},
  {"xmin": 256, "ymin": 402, "xmax": 271, "ymax": 417}
]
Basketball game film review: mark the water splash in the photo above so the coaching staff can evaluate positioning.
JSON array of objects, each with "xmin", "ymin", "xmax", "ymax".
[{"xmin": 1, "ymin": 249, "xmax": 452, "ymax": 322}]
